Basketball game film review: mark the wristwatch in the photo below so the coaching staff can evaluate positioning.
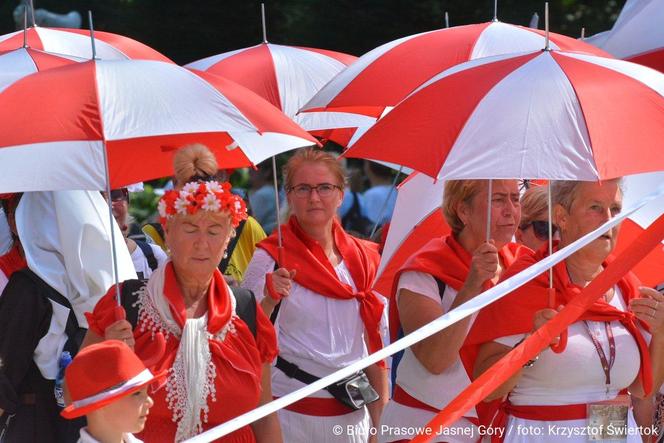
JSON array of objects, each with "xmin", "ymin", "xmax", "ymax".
[{"xmin": 513, "ymin": 335, "xmax": 539, "ymax": 368}]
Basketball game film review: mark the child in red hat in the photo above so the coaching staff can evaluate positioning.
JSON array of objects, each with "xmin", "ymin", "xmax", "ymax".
[{"xmin": 62, "ymin": 340, "xmax": 167, "ymax": 443}]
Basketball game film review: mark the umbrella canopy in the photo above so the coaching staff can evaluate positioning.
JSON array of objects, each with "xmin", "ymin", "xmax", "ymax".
[
  {"xmin": 584, "ymin": 0, "xmax": 664, "ymax": 72},
  {"xmin": 346, "ymin": 49, "xmax": 664, "ymax": 181},
  {"xmin": 186, "ymin": 43, "xmax": 356, "ymax": 121},
  {"xmin": 614, "ymin": 171, "xmax": 664, "ymax": 287},
  {"xmin": 372, "ymin": 173, "xmax": 450, "ymax": 298},
  {"xmin": 300, "ymin": 21, "xmax": 610, "ymax": 135},
  {"xmin": 0, "ymin": 60, "xmax": 317, "ymax": 192},
  {"xmin": 0, "ymin": 46, "xmax": 83, "ymax": 92},
  {"xmin": 0, "ymin": 26, "xmax": 172, "ymax": 62}
]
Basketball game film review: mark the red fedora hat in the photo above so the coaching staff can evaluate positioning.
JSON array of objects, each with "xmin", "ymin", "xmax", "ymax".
[{"xmin": 61, "ymin": 340, "xmax": 167, "ymax": 419}]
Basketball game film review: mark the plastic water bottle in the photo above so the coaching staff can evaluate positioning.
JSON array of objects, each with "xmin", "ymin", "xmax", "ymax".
[{"xmin": 54, "ymin": 351, "xmax": 72, "ymax": 408}]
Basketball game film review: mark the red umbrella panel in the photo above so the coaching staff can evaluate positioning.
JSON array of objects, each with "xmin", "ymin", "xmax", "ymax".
[
  {"xmin": 0, "ymin": 60, "xmax": 317, "ymax": 193},
  {"xmin": 186, "ymin": 43, "xmax": 355, "ymax": 120},
  {"xmin": 345, "ymin": 49, "xmax": 664, "ymax": 182},
  {"xmin": 299, "ymin": 21, "xmax": 610, "ymax": 143},
  {"xmin": 614, "ymin": 171, "xmax": 664, "ymax": 287},
  {"xmin": 0, "ymin": 46, "xmax": 83, "ymax": 92},
  {"xmin": 584, "ymin": 0, "xmax": 664, "ymax": 73},
  {"xmin": 373, "ymin": 173, "xmax": 450, "ymax": 299},
  {"xmin": 0, "ymin": 26, "xmax": 172, "ymax": 62}
]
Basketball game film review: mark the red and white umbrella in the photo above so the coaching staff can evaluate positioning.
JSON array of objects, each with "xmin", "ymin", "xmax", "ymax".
[
  {"xmin": 0, "ymin": 46, "xmax": 83, "ymax": 92},
  {"xmin": 0, "ymin": 60, "xmax": 316, "ymax": 192},
  {"xmin": 300, "ymin": 21, "xmax": 609, "ymax": 136},
  {"xmin": 372, "ymin": 173, "xmax": 450, "ymax": 299},
  {"xmin": 0, "ymin": 26, "xmax": 172, "ymax": 62},
  {"xmin": 186, "ymin": 42, "xmax": 356, "ymax": 124},
  {"xmin": 346, "ymin": 49, "xmax": 664, "ymax": 181},
  {"xmin": 585, "ymin": 0, "xmax": 664, "ymax": 72},
  {"xmin": 614, "ymin": 171, "xmax": 664, "ymax": 287}
]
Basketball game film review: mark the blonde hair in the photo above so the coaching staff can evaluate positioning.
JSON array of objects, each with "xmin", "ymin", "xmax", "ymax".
[
  {"xmin": 519, "ymin": 185, "xmax": 548, "ymax": 227},
  {"xmin": 283, "ymin": 148, "xmax": 346, "ymax": 190},
  {"xmin": 443, "ymin": 180, "xmax": 485, "ymax": 235},
  {"xmin": 173, "ymin": 143, "xmax": 218, "ymax": 188}
]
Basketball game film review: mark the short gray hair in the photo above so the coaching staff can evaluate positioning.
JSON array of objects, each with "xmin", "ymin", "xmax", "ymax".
[{"xmin": 550, "ymin": 179, "xmax": 624, "ymax": 212}]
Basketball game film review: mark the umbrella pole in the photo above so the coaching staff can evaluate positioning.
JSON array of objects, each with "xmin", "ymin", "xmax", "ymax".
[
  {"xmin": 22, "ymin": 8, "xmax": 27, "ymax": 48},
  {"xmin": 369, "ymin": 166, "xmax": 402, "ymax": 239},
  {"xmin": 86, "ymin": 9, "xmax": 119, "ymax": 303},
  {"xmin": 544, "ymin": 2, "xmax": 550, "ymax": 51},
  {"xmin": 485, "ymin": 179, "xmax": 493, "ymax": 243},
  {"xmin": 87, "ymin": 11, "xmax": 97, "ymax": 60},
  {"xmin": 493, "ymin": 0, "xmax": 498, "ymax": 22},
  {"xmin": 547, "ymin": 181, "xmax": 554, "ymax": 300},
  {"xmin": 102, "ymin": 145, "xmax": 122, "ymax": 305},
  {"xmin": 444, "ymin": 11, "xmax": 449, "ymax": 28},
  {"xmin": 261, "ymin": 3, "xmax": 268, "ymax": 44},
  {"xmin": 271, "ymin": 156, "xmax": 285, "ymax": 265}
]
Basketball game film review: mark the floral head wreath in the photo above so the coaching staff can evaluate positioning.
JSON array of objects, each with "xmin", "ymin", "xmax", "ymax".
[{"xmin": 158, "ymin": 181, "xmax": 247, "ymax": 227}]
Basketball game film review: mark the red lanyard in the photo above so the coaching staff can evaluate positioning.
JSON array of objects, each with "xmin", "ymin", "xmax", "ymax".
[{"xmin": 583, "ymin": 320, "xmax": 616, "ymax": 392}]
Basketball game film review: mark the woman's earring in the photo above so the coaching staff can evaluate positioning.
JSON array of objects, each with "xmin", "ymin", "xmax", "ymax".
[{"xmin": 223, "ymin": 251, "xmax": 228, "ymax": 259}]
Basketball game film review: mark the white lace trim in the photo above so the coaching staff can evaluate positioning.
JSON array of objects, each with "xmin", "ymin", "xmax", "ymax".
[{"xmin": 130, "ymin": 262, "xmax": 238, "ymax": 442}]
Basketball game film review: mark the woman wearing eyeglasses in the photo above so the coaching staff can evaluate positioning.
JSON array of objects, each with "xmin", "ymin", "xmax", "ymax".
[
  {"xmin": 242, "ymin": 148, "xmax": 388, "ymax": 443},
  {"xmin": 469, "ymin": 179, "xmax": 664, "ymax": 442},
  {"xmin": 516, "ymin": 185, "xmax": 557, "ymax": 251}
]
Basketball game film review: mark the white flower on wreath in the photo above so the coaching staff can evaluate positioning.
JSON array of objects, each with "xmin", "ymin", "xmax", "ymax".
[
  {"xmin": 182, "ymin": 182, "xmax": 200, "ymax": 195},
  {"xmin": 202, "ymin": 193, "xmax": 221, "ymax": 212},
  {"xmin": 205, "ymin": 181, "xmax": 222, "ymax": 193},
  {"xmin": 174, "ymin": 196, "xmax": 189, "ymax": 215},
  {"xmin": 157, "ymin": 199, "xmax": 168, "ymax": 218}
]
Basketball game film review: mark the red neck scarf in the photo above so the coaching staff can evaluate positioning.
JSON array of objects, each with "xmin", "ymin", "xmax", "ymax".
[
  {"xmin": 467, "ymin": 242, "xmax": 652, "ymax": 394},
  {"xmin": 389, "ymin": 235, "xmax": 525, "ymax": 341},
  {"xmin": 0, "ymin": 243, "xmax": 26, "ymax": 279},
  {"xmin": 258, "ymin": 216, "xmax": 384, "ymax": 355},
  {"xmin": 163, "ymin": 263, "xmax": 232, "ymax": 334}
]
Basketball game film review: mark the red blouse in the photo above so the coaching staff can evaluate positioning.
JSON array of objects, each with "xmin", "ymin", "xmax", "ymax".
[{"xmin": 87, "ymin": 264, "xmax": 278, "ymax": 442}]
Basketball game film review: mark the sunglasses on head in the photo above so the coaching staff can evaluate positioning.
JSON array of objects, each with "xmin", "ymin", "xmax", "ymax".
[{"xmin": 521, "ymin": 220, "xmax": 557, "ymax": 241}]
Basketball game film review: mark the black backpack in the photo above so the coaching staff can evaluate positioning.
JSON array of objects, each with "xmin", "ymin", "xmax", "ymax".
[
  {"xmin": 20, "ymin": 269, "xmax": 86, "ymax": 358},
  {"xmin": 341, "ymin": 192, "xmax": 374, "ymax": 238},
  {"xmin": 120, "ymin": 279, "xmax": 258, "ymax": 337}
]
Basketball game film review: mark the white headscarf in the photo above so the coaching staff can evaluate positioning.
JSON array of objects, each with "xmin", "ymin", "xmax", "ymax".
[
  {"xmin": 16, "ymin": 190, "xmax": 137, "ymax": 324},
  {"xmin": 16, "ymin": 191, "xmax": 137, "ymax": 379}
]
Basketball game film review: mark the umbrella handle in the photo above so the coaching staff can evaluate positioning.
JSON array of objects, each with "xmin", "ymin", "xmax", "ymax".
[
  {"xmin": 115, "ymin": 304, "xmax": 166, "ymax": 366},
  {"xmin": 114, "ymin": 304, "xmax": 126, "ymax": 321},
  {"xmin": 277, "ymin": 245, "xmax": 285, "ymax": 267},
  {"xmin": 547, "ymin": 287, "xmax": 567, "ymax": 353}
]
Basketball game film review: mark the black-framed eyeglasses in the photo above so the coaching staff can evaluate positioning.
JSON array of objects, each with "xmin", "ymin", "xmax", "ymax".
[
  {"xmin": 288, "ymin": 183, "xmax": 341, "ymax": 199},
  {"xmin": 521, "ymin": 220, "xmax": 557, "ymax": 241}
]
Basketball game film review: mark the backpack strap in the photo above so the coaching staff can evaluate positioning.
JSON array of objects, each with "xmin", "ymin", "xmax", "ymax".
[
  {"xmin": 218, "ymin": 219, "xmax": 247, "ymax": 274},
  {"xmin": 342, "ymin": 191, "xmax": 360, "ymax": 227},
  {"xmin": 134, "ymin": 240, "xmax": 158, "ymax": 272},
  {"xmin": 19, "ymin": 269, "xmax": 86, "ymax": 356},
  {"xmin": 231, "ymin": 286, "xmax": 257, "ymax": 338}
]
